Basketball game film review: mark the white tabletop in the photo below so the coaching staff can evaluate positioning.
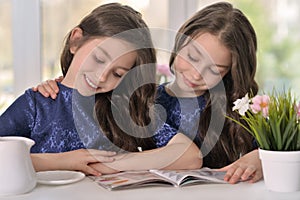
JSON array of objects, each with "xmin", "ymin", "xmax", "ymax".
[{"xmin": 0, "ymin": 177, "xmax": 299, "ymax": 200}]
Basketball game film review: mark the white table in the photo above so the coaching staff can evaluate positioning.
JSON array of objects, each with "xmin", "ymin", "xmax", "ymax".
[{"xmin": 0, "ymin": 177, "xmax": 299, "ymax": 200}]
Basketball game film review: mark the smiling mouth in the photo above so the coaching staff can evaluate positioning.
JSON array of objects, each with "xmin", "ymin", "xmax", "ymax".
[{"xmin": 84, "ymin": 75, "xmax": 98, "ymax": 89}]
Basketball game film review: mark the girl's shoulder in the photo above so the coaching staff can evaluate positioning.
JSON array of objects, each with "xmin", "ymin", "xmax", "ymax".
[
  {"xmin": 156, "ymin": 82, "xmax": 172, "ymax": 96},
  {"xmin": 156, "ymin": 83, "xmax": 172, "ymax": 102},
  {"xmin": 156, "ymin": 83, "xmax": 167, "ymax": 92}
]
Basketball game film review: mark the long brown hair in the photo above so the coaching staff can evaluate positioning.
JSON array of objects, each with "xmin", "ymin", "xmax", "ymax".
[
  {"xmin": 169, "ymin": 2, "xmax": 258, "ymax": 167},
  {"xmin": 60, "ymin": 3, "xmax": 157, "ymax": 152}
]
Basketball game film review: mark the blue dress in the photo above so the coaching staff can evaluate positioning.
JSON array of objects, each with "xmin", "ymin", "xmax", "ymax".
[
  {"xmin": 154, "ymin": 84, "xmax": 258, "ymax": 152},
  {"xmin": 0, "ymin": 83, "xmax": 177, "ymax": 153},
  {"xmin": 154, "ymin": 84, "xmax": 206, "ymax": 148}
]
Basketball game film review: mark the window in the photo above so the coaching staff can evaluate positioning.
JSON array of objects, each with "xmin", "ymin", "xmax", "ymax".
[{"xmin": 0, "ymin": 0, "xmax": 13, "ymax": 113}]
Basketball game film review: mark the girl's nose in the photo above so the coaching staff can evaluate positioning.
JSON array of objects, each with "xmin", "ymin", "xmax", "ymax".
[
  {"xmin": 191, "ymin": 66, "xmax": 202, "ymax": 80},
  {"xmin": 193, "ymin": 72, "xmax": 202, "ymax": 80},
  {"xmin": 96, "ymin": 69, "xmax": 108, "ymax": 83}
]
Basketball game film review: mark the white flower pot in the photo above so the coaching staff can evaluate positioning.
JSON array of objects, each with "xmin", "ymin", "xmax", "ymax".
[{"xmin": 259, "ymin": 149, "xmax": 300, "ymax": 192}]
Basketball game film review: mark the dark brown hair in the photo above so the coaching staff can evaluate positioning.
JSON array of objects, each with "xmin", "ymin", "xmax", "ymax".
[
  {"xmin": 60, "ymin": 3, "xmax": 157, "ymax": 152},
  {"xmin": 169, "ymin": 2, "xmax": 258, "ymax": 167}
]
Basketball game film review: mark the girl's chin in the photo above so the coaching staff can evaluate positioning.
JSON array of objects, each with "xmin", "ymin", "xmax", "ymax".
[
  {"xmin": 77, "ymin": 87, "xmax": 97, "ymax": 96},
  {"xmin": 78, "ymin": 91, "xmax": 94, "ymax": 96}
]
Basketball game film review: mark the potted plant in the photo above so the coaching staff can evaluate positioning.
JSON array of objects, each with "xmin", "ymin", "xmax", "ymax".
[{"xmin": 229, "ymin": 90, "xmax": 300, "ymax": 192}]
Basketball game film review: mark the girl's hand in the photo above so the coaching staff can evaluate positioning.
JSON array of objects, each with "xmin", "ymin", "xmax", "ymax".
[
  {"xmin": 32, "ymin": 149, "xmax": 117, "ymax": 176},
  {"xmin": 60, "ymin": 149, "xmax": 117, "ymax": 176},
  {"xmin": 217, "ymin": 149, "xmax": 262, "ymax": 184},
  {"xmin": 32, "ymin": 76, "xmax": 63, "ymax": 99}
]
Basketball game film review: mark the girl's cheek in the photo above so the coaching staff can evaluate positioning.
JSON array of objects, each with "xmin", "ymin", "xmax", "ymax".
[{"xmin": 174, "ymin": 57, "xmax": 190, "ymax": 72}]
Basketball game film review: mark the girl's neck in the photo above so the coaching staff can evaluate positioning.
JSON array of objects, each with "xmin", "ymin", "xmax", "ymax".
[{"xmin": 61, "ymin": 73, "xmax": 75, "ymax": 89}]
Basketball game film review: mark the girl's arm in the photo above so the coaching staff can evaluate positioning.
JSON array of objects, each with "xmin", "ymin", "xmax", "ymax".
[
  {"xmin": 0, "ymin": 90, "xmax": 35, "ymax": 137},
  {"xmin": 89, "ymin": 133, "xmax": 203, "ymax": 174},
  {"xmin": 31, "ymin": 149, "xmax": 117, "ymax": 176}
]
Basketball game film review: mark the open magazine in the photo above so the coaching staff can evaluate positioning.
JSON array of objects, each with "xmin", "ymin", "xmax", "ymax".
[{"xmin": 90, "ymin": 167, "xmax": 227, "ymax": 191}]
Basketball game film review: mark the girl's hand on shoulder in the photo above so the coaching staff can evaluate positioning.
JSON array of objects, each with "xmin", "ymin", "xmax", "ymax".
[
  {"xmin": 217, "ymin": 149, "xmax": 262, "ymax": 184},
  {"xmin": 32, "ymin": 76, "xmax": 63, "ymax": 99},
  {"xmin": 60, "ymin": 149, "xmax": 117, "ymax": 176}
]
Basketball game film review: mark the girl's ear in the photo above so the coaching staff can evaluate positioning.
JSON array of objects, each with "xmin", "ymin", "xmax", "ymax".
[{"xmin": 69, "ymin": 27, "xmax": 83, "ymax": 54}]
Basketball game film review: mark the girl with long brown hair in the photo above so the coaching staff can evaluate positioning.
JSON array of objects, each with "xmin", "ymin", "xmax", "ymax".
[
  {"xmin": 155, "ymin": 1, "xmax": 261, "ymax": 184},
  {"xmin": 1, "ymin": 3, "xmax": 201, "ymax": 175}
]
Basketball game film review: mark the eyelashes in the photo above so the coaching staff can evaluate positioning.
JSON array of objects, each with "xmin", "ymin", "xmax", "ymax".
[
  {"xmin": 93, "ymin": 55, "xmax": 105, "ymax": 64},
  {"xmin": 113, "ymin": 72, "xmax": 122, "ymax": 78},
  {"xmin": 92, "ymin": 53, "xmax": 127, "ymax": 79},
  {"xmin": 187, "ymin": 53, "xmax": 221, "ymax": 75},
  {"xmin": 187, "ymin": 53, "xmax": 199, "ymax": 62}
]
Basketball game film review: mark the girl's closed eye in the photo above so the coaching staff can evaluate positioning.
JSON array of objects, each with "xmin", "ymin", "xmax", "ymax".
[
  {"xmin": 187, "ymin": 52, "xmax": 199, "ymax": 62},
  {"xmin": 113, "ymin": 68, "xmax": 128, "ymax": 78},
  {"xmin": 93, "ymin": 54, "xmax": 106, "ymax": 64},
  {"xmin": 209, "ymin": 65, "xmax": 221, "ymax": 75},
  {"xmin": 113, "ymin": 71, "xmax": 122, "ymax": 78}
]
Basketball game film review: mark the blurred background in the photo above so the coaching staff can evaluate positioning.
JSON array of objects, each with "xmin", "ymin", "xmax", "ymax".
[{"xmin": 1, "ymin": 0, "xmax": 300, "ymax": 113}]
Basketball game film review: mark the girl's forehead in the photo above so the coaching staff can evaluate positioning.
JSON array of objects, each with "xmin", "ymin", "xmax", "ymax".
[
  {"xmin": 190, "ymin": 33, "xmax": 231, "ymax": 66},
  {"xmin": 91, "ymin": 37, "xmax": 136, "ymax": 57}
]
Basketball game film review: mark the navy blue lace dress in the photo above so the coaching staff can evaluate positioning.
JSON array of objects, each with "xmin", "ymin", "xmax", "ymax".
[{"xmin": 154, "ymin": 84, "xmax": 206, "ymax": 148}]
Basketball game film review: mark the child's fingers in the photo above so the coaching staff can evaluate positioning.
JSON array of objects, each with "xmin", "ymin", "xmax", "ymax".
[
  {"xmin": 32, "ymin": 86, "xmax": 38, "ymax": 92},
  {"xmin": 35, "ymin": 82, "xmax": 53, "ymax": 98},
  {"xmin": 227, "ymin": 167, "xmax": 243, "ymax": 184},
  {"xmin": 223, "ymin": 166, "xmax": 236, "ymax": 182},
  {"xmin": 82, "ymin": 165, "xmax": 101, "ymax": 176},
  {"xmin": 32, "ymin": 86, "xmax": 50, "ymax": 97},
  {"xmin": 241, "ymin": 167, "xmax": 256, "ymax": 181},
  {"xmin": 38, "ymin": 84, "xmax": 51, "ymax": 97},
  {"xmin": 46, "ymin": 79, "xmax": 60, "ymax": 93},
  {"xmin": 247, "ymin": 170, "xmax": 263, "ymax": 183},
  {"xmin": 55, "ymin": 76, "xmax": 64, "ymax": 83},
  {"xmin": 42, "ymin": 80, "xmax": 59, "ymax": 99}
]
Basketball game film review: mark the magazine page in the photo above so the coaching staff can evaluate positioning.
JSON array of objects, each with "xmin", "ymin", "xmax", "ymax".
[
  {"xmin": 150, "ymin": 167, "xmax": 227, "ymax": 186},
  {"xmin": 90, "ymin": 171, "xmax": 174, "ymax": 190}
]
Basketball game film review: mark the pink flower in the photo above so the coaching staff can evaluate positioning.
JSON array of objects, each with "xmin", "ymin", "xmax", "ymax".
[
  {"xmin": 250, "ymin": 95, "xmax": 270, "ymax": 117},
  {"xmin": 156, "ymin": 64, "xmax": 172, "ymax": 77},
  {"xmin": 296, "ymin": 102, "xmax": 300, "ymax": 118}
]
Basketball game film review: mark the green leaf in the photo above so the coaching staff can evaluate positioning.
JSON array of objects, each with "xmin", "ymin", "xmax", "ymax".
[{"xmin": 284, "ymin": 128, "xmax": 298, "ymax": 150}]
